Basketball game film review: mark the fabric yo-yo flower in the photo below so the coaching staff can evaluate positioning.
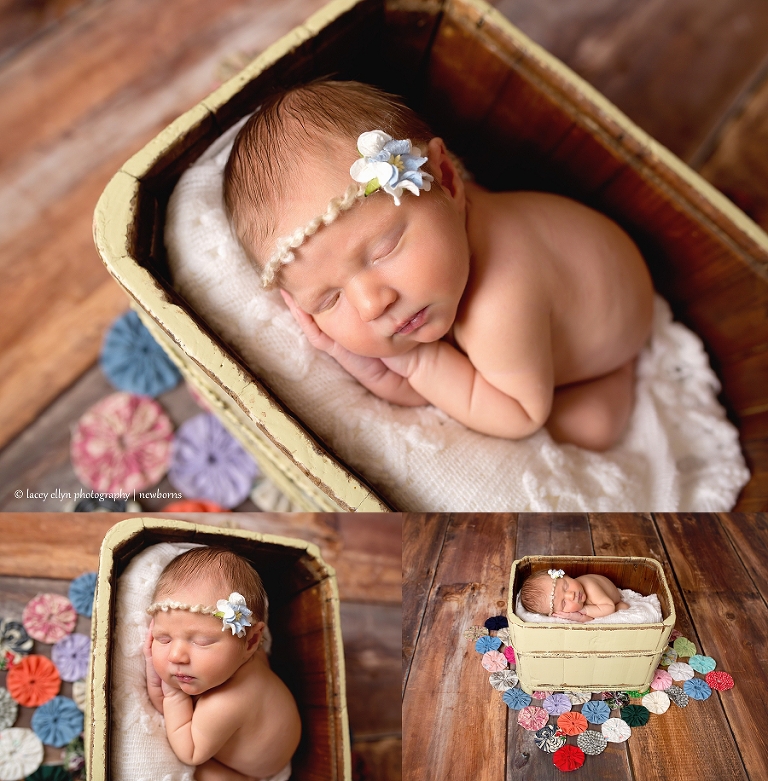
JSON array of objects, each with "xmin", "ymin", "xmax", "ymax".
[
  {"xmin": 26, "ymin": 765, "xmax": 72, "ymax": 780},
  {"xmin": 51, "ymin": 634, "xmax": 91, "ymax": 682},
  {"xmin": 667, "ymin": 661, "xmax": 695, "ymax": 681},
  {"xmin": 71, "ymin": 680, "xmax": 86, "ymax": 712},
  {"xmin": 620, "ymin": 705, "xmax": 650, "ymax": 726},
  {"xmin": 0, "ymin": 620, "xmax": 33, "ymax": 670},
  {"xmin": 534, "ymin": 725, "xmax": 566, "ymax": 753},
  {"xmin": 577, "ymin": 730, "xmax": 608, "ymax": 756},
  {"xmin": 503, "ymin": 646, "xmax": 516, "ymax": 665},
  {"xmin": 484, "ymin": 616, "xmax": 508, "ymax": 631},
  {"xmin": 532, "ymin": 691, "xmax": 551, "ymax": 701},
  {"xmin": 349, "ymin": 131, "xmax": 434, "ymax": 206},
  {"xmin": 651, "ymin": 668, "xmax": 673, "ymax": 691},
  {"xmin": 625, "ymin": 687, "xmax": 650, "ymax": 698},
  {"xmin": 552, "ymin": 744, "xmax": 585, "ymax": 772},
  {"xmin": 64, "ymin": 733, "xmax": 85, "ymax": 774},
  {"xmin": 489, "ymin": 670, "xmax": 518, "ymax": 691},
  {"xmin": 68, "ymin": 573, "xmax": 97, "ymax": 618},
  {"xmin": 463, "ymin": 626, "xmax": 489, "ymax": 642},
  {"xmin": 689, "ymin": 654, "xmax": 717, "ymax": 674},
  {"xmin": 642, "ymin": 690, "xmax": 670, "ymax": 715},
  {"xmin": 557, "ymin": 711, "xmax": 588, "ymax": 736},
  {"xmin": 601, "ymin": 717, "xmax": 631, "ymax": 743},
  {"xmin": 659, "ymin": 647, "xmax": 678, "ymax": 666},
  {"xmin": 542, "ymin": 693, "xmax": 571, "ymax": 716},
  {"xmin": 214, "ymin": 593, "xmax": 252, "ymax": 638},
  {"xmin": 0, "ymin": 727, "xmax": 44, "ymax": 779},
  {"xmin": 665, "ymin": 685, "xmax": 689, "ymax": 708},
  {"xmin": 168, "ymin": 413, "xmax": 259, "ymax": 509},
  {"xmin": 581, "ymin": 699, "xmax": 611, "ymax": 724},
  {"xmin": 162, "ymin": 499, "xmax": 227, "ymax": 513},
  {"xmin": 673, "ymin": 636, "xmax": 696, "ymax": 658},
  {"xmin": 683, "ymin": 677, "xmax": 712, "ymax": 700},
  {"xmin": 22, "ymin": 594, "xmax": 76, "ymax": 644},
  {"xmin": 481, "ymin": 651, "xmax": 507, "ymax": 672},
  {"xmin": 100, "ymin": 310, "xmax": 181, "ymax": 397},
  {"xmin": 6, "ymin": 655, "xmax": 60, "ymax": 707},
  {"xmin": 601, "ymin": 691, "xmax": 629, "ymax": 710},
  {"xmin": 30, "ymin": 696, "xmax": 83, "ymax": 748},
  {"xmin": 502, "ymin": 688, "xmax": 531, "ymax": 710},
  {"xmin": 705, "ymin": 670, "xmax": 734, "ymax": 691},
  {"xmin": 517, "ymin": 706, "xmax": 549, "ymax": 731},
  {"xmin": 0, "ymin": 690, "xmax": 17, "ymax": 731},
  {"xmin": 496, "ymin": 627, "xmax": 512, "ymax": 645},
  {"xmin": 71, "ymin": 393, "xmax": 173, "ymax": 493},
  {"xmin": 566, "ymin": 691, "xmax": 592, "ymax": 706},
  {"xmin": 475, "ymin": 635, "xmax": 501, "ymax": 654}
]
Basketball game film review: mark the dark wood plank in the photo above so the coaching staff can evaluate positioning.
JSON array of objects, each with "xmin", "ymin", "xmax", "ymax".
[
  {"xmin": 718, "ymin": 513, "xmax": 768, "ymax": 603},
  {"xmin": 493, "ymin": 0, "xmax": 768, "ymax": 164},
  {"xmin": 351, "ymin": 736, "xmax": 401, "ymax": 781},
  {"xmin": 589, "ymin": 513, "xmax": 748, "ymax": 781},
  {"xmin": 508, "ymin": 513, "xmax": 632, "ymax": 781},
  {"xmin": 652, "ymin": 513, "xmax": 768, "ymax": 781},
  {"xmin": 401, "ymin": 512, "xmax": 449, "ymax": 691},
  {"xmin": 403, "ymin": 513, "xmax": 516, "ymax": 781}
]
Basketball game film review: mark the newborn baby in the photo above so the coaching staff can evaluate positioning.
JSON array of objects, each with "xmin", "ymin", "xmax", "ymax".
[
  {"xmin": 224, "ymin": 80, "xmax": 654, "ymax": 450},
  {"xmin": 145, "ymin": 547, "xmax": 301, "ymax": 781},
  {"xmin": 519, "ymin": 568, "xmax": 629, "ymax": 622}
]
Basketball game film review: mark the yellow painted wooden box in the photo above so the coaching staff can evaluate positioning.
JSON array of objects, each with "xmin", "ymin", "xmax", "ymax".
[
  {"xmin": 507, "ymin": 555, "xmax": 676, "ymax": 693},
  {"xmin": 85, "ymin": 518, "xmax": 351, "ymax": 781},
  {"xmin": 93, "ymin": 0, "xmax": 768, "ymax": 511}
]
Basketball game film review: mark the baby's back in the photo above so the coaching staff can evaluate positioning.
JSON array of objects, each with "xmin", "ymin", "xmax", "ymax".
[
  {"xmin": 468, "ymin": 188, "xmax": 654, "ymax": 386},
  {"xmin": 203, "ymin": 652, "xmax": 301, "ymax": 778}
]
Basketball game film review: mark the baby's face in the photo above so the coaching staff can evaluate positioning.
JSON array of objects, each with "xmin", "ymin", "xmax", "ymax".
[
  {"xmin": 551, "ymin": 575, "xmax": 585, "ymax": 614},
  {"xmin": 151, "ymin": 580, "xmax": 254, "ymax": 696},
  {"xmin": 274, "ymin": 139, "xmax": 470, "ymax": 358}
]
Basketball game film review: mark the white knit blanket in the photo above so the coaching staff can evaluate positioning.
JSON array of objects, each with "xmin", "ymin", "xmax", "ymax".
[
  {"xmin": 515, "ymin": 589, "xmax": 663, "ymax": 624},
  {"xmin": 164, "ymin": 118, "xmax": 749, "ymax": 511}
]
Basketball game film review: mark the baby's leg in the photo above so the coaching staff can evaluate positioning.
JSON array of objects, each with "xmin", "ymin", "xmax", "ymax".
[
  {"xmin": 194, "ymin": 759, "xmax": 255, "ymax": 781},
  {"xmin": 546, "ymin": 359, "xmax": 636, "ymax": 451}
]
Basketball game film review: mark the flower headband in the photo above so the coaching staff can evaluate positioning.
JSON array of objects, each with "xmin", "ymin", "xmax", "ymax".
[
  {"xmin": 547, "ymin": 569, "xmax": 565, "ymax": 616},
  {"xmin": 147, "ymin": 591, "xmax": 253, "ymax": 638},
  {"xmin": 260, "ymin": 130, "xmax": 434, "ymax": 289}
]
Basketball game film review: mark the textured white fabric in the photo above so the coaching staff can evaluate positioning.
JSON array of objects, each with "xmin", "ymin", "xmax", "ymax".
[
  {"xmin": 642, "ymin": 690, "xmax": 670, "ymax": 714},
  {"xmin": 515, "ymin": 589, "xmax": 662, "ymax": 624},
  {"xmin": 110, "ymin": 542, "xmax": 274, "ymax": 781},
  {"xmin": 601, "ymin": 717, "xmax": 631, "ymax": 743},
  {"xmin": 165, "ymin": 118, "xmax": 750, "ymax": 511},
  {"xmin": 667, "ymin": 661, "xmax": 695, "ymax": 681}
]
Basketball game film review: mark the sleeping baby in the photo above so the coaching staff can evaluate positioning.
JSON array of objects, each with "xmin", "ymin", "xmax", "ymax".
[
  {"xmin": 223, "ymin": 79, "xmax": 654, "ymax": 451},
  {"xmin": 144, "ymin": 547, "xmax": 301, "ymax": 781},
  {"xmin": 520, "ymin": 568, "xmax": 629, "ymax": 622}
]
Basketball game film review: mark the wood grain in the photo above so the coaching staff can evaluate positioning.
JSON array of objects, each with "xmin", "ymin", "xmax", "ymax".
[
  {"xmin": 403, "ymin": 514, "xmax": 516, "ymax": 781},
  {"xmin": 718, "ymin": 513, "xmax": 768, "ymax": 603},
  {"xmin": 590, "ymin": 513, "xmax": 747, "ymax": 781},
  {"xmin": 653, "ymin": 512, "xmax": 768, "ymax": 781}
]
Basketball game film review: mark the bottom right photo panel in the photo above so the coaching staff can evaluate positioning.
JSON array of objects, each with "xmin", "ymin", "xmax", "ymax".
[{"xmin": 402, "ymin": 513, "xmax": 767, "ymax": 780}]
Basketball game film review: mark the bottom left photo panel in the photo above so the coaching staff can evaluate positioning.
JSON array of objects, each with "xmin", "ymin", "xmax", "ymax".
[{"xmin": 0, "ymin": 513, "xmax": 402, "ymax": 781}]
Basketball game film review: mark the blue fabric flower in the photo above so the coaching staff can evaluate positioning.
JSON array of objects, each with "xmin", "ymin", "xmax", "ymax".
[
  {"xmin": 68, "ymin": 573, "xmax": 97, "ymax": 617},
  {"xmin": 502, "ymin": 688, "xmax": 532, "ymax": 710},
  {"xmin": 484, "ymin": 616, "xmax": 509, "ymax": 630},
  {"xmin": 31, "ymin": 696, "xmax": 83, "ymax": 748},
  {"xmin": 214, "ymin": 593, "xmax": 253, "ymax": 638},
  {"xmin": 475, "ymin": 635, "xmax": 501, "ymax": 654},
  {"xmin": 582, "ymin": 700, "xmax": 611, "ymax": 724},
  {"xmin": 683, "ymin": 677, "xmax": 712, "ymax": 700},
  {"xmin": 688, "ymin": 654, "xmax": 716, "ymax": 674},
  {"xmin": 100, "ymin": 310, "xmax": 181, "ymax": 397}
]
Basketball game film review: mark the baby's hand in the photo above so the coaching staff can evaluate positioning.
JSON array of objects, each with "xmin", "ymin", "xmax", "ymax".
[{"xmin": 552, "ymin": 611, "xmax": 592, "ymax": 623}]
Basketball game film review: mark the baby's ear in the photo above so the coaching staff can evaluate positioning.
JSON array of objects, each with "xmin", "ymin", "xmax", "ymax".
[
  {"xmin": 426, "ymin": 137, "xmax": 465, "ymax": 212},
  {"xmin": 246, "ymin": 621, "xmax": 266, "ymax": 654}
]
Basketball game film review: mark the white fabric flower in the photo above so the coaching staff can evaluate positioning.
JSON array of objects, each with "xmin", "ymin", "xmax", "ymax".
[{"xmin": 214, "ymin": 592, "xmax": 253, "ymax": 638}]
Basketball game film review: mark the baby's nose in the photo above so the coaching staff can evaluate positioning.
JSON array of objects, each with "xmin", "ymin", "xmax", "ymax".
[
  {"xmin": 169, "ymin": 641, "xmax": 188, "ymax": 662},
  {"xmin": 348, "ymin": 272, "xmax": 397, "ymax": 322}
]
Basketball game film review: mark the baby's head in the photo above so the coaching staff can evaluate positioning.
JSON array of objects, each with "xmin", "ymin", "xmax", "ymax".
[
  {"xmin": 519, "ymin": 569, "xmax": 584, "ymax": 616},
  {"xmin": 223, "ymin": 79, "xmax": 471, "ymax": 358},
  {"xmin": 147, "ymin": 547, "xmax": 268, "ymax": 695}
]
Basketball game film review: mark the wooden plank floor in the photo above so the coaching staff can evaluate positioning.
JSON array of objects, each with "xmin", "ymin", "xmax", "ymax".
[
  {"xmin": 402, "ymin": 513, "xmax": 768, "ymax": 781},
  {"xmin": 1, "ymin": 0, "xmax": 768, "ymax": 500},
  {"xmin": 0, "ymin": 512, "xmax": 402, "ymax": 781}
]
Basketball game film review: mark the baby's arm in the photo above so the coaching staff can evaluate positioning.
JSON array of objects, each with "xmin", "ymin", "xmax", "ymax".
[
  {"xmin": 282, "ymin": 291, "xmax": 427, "ymax": 406},
  {"xmin": 144, "ymin": 621, "xmax": 164, "ymax": 713},
  {"xmin": 579, "ymin": 575, "xmax": 622, "ymax": 618},
  {"xmin": 160, "ymin": 682, "xmax": 240, "ymax": 766}
]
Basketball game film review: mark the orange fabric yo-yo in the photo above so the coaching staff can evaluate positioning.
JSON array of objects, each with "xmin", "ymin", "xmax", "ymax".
[{"xmin": 6, "ymin": 654, "xmax": 61, "ymax": 707}]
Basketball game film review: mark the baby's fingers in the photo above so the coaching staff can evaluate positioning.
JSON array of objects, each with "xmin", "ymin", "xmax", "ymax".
[
  {"xmin": 143, "ymin": 619, "xmax": 154, "ymax": 657},
  {"xmin": 280, "ymin": 290, "xmax": 333, "ymax": 352}
]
